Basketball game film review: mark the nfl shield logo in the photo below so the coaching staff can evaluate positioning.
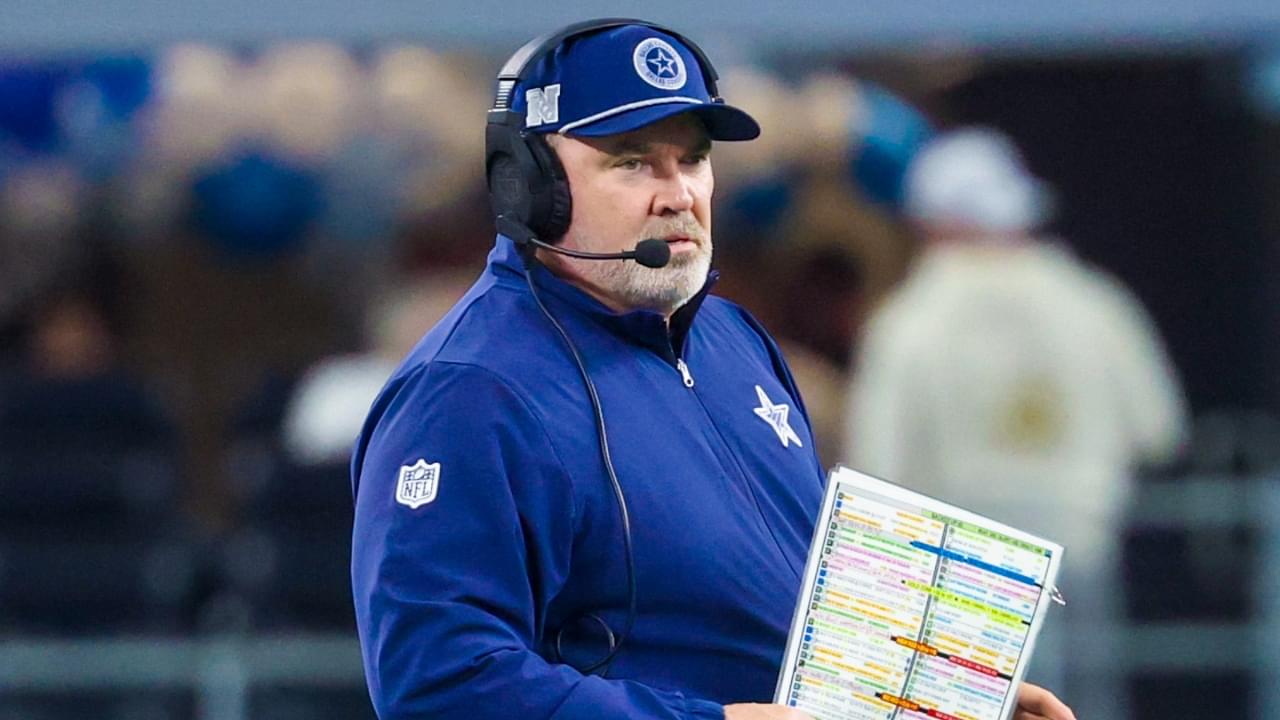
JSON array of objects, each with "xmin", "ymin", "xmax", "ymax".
[{"xmin": 395, "ymin": 459, "xmax": 440, "ymax": 509}]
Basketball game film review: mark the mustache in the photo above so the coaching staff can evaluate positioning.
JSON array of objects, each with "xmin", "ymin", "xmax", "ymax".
[{"xmin": 642, "ymin": 215, "xmax": 708, "ymax": 244}]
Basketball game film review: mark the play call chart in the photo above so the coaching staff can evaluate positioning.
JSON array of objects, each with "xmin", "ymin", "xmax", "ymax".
[{"xmin": 776, "ymin": 467, "xmax": 1062, "ymax": 720}]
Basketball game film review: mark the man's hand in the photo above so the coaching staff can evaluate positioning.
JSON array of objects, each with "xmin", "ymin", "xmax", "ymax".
[
  {"xmin": 724, "ymin": 703, "xmax": 813, "ymax": 719},
  {"xmin": 1015, "ymin": 682, "xmax": 1076, "ymax": 720}
]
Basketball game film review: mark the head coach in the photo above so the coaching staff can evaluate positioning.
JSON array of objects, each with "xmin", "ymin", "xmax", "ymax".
[{"xmin": 350, "ymin": 18, "xmax": 1073, "ymax": 720}]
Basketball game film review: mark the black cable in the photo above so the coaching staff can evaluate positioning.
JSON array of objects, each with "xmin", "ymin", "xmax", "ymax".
[{"xmin": 522, "ymin": 255, "xmax": 637, "ymax": 677}]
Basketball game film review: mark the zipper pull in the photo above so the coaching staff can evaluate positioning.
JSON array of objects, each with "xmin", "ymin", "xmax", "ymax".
[{"xmin": 676, "ymin": 358, "xmax": 695, "ymax": 388}]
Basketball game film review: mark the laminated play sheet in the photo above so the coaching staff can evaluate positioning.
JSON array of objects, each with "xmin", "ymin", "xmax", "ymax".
[{"xmin": 775, "ymin": 466, "xmax": 1063, "ymax": 720}]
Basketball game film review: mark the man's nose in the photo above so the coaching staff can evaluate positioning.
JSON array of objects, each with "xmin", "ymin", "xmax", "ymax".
[{"xmin": 652, "ymin": 173, "xmax": 696, "ymax": 216}]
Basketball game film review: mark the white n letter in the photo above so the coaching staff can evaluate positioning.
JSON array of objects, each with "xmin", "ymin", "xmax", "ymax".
[{"xmin": 525, "ymin": 84, "xmax": 561, "ymax": 127}]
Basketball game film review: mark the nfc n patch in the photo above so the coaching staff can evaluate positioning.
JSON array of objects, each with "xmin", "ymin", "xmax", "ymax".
[{"xmin": 525, "ymin": 84, "xmax": 561, "ymax": 127}]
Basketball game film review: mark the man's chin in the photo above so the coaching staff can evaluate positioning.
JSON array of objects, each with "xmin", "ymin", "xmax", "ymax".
[{"xmin": 655, "ymin": 260, "xmax": 712, "ymax": 306}]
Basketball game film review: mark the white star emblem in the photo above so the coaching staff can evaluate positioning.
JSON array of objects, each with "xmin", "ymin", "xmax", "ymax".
[
  {"xmin": 646, "ymin": 49, "xmax": 676, "ymax": 77},
  {"xmin": 632, "ymin": 38, "xmax": 686, "ymax": 90},
  {"xmin": 752, "ymin": 385, "xmax": 803, "ymax": 448}
]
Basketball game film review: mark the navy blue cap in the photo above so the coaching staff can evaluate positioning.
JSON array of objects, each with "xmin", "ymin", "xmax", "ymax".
[{"xmin": 510, "ymin": 25, "xmax": 760, "ymax": 141}]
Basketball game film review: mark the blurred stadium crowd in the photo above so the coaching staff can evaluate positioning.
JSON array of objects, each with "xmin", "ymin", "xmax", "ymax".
[
  {"xmin": 0, "ymin": 43, "xmax": 503, "ymax": 638},
  {"xmin": 0, "ymin": 43, "xmax": 917, "ymax": 718},
  {"xmin": 1, "ymin": 35, "xmax": 1279, "ymax": 720}
]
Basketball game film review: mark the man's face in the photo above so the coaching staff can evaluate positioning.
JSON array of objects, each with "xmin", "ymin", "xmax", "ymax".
[{"xmin": 542, "ymin": 114, "xmax": 714, "ymax": 316}]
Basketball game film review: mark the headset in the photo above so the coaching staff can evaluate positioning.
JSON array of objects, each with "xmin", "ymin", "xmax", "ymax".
[
  {"xmin": 485, "ymin": 17, "xmax": 724, "ymax": 245},
  {"xmin": 482, "ymin": 18, "xmax": 724, "ymax": 676}
]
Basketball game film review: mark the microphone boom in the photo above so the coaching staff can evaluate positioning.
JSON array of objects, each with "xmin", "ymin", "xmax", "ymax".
[{"xmin": 498, "ymin": 214, "xmax": 672, "ymax": 269}]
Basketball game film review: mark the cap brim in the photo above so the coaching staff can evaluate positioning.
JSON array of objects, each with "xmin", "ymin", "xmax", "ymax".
[{"xmin": 564, "ymin": 101, "xmax": 760, "ymax": 141}]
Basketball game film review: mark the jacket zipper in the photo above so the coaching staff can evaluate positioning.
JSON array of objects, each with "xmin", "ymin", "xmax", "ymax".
[
  {"xmin": 676, "ymin": 358, "xmax": 695, "ymax": 388},
  {"xmin": 672, "ymin": 354, "xmax": 801, "ymax": 579}
]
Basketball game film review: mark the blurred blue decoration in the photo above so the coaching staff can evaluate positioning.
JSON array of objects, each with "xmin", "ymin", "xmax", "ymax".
[
  {"xmin": 319, "ymin": 134, "xmax": 403, "ymax": 249},
  {"xmin": 0, "ymin": 143, "xmax": 18, "ymax": 186},
  {"xmin": 81, "ymin": 56, "xmax": 152, "ymax": 120},
  {"xmin": 192, "ymin": 150, "xmax": 323, "ymax": 261},
  {"xmin": 1247, "ymin": 45, "xmax": 1280, "ymax": 118},
  {"xmin": 847, "ymin": 82, "xmax": 934, "ymax": 213},
  {"xmin": 58, "ymin": 56, "xmax": 153, "ymax": 179},
  {"xmin": 0, "ymin": 62, "xmax": 69, "ymax": 152},
  {"xmin": 729, "ymin": 174, "xmax": 794, "ymax": 230},
  {"xmin": 718, "ymin": 172, "xmax": 795, "ymax": 253}
]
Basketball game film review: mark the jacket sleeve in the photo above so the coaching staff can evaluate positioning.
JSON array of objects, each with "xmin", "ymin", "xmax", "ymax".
[{"xmin": 351, "ymin": 361, "xmax": 723, "ymax": 720}]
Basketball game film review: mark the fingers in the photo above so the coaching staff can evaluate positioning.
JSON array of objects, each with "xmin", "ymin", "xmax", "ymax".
[
  {"xmin": 722, "ymin": 702, "xmax": 815, "ymax": 719},
  {"xmin": 1016, "ymin": 682, "xmax": 1077, "ymax": 720}
]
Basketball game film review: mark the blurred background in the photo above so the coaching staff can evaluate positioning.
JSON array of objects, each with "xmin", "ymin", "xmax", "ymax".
[{"xmin": 2, "ymin": 1, "xmax": 1280, "ymax": 718}]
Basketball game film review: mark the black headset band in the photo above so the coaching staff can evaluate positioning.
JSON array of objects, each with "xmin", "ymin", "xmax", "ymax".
[{"xmin": 490, "ymin": 17, "xmax": 721, "ymax": 116}]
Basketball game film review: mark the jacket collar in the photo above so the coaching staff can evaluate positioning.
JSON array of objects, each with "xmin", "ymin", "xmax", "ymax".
[{"xmin": 486, "ymin": 234, "xmax": 718, "ymax": 358}]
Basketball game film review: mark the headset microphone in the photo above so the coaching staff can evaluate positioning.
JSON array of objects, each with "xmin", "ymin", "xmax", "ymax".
[
  {"xmin": 496, "ymin": 215, "xmax": 672, "ymax": 268},
  {"xmin": 629, "ymin": 239, "xmax": 673, "ymax": 269}
]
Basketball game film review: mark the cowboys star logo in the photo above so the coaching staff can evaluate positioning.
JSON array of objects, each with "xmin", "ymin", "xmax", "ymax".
[
  {"xmin": 752, "ymin": 385, "xmax": 803, "ymax": 448},
  {"xmin": 632, "ymin": 38, "xmax": 687, "ymax": 90},
  {"xmin": 646, "ymin": 48, "xmax": 677, "ymax": 78}
]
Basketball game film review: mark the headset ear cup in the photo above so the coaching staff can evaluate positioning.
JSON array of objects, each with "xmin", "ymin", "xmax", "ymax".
[
  {"xmin": 486, "ymin": 123, "xmax": 536, "ymax": 227},
  {"xmin": 527, "ymin": 134, "xmax": 573, "ymax": 242}
]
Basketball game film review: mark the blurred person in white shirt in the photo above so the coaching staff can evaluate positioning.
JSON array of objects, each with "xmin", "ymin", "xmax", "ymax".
[
  {"xmin": 282, "ymin": 272, "xmax": 471, "ymax": 466},
  {"xmin": 843, "ymin": 127, "xmax": 1187, "ymax": 719}
]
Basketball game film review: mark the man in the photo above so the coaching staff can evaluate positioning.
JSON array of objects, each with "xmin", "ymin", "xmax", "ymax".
[
  {"xmin": 352, "ymin": 21, "xmax": 1074, "ymax": 720},
  {"xmin": 845, "ymin": 128, "xmax": 1186, "ymax": 719}
]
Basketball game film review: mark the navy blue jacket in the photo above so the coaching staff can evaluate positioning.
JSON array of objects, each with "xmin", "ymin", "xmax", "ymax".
[{"xmin": 351, "ymin": 236, "xmax": 825, "ymax": 719}]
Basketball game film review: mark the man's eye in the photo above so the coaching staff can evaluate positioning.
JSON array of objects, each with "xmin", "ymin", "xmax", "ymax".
[{"xmin": 616, "ymin": 158, "xmax": 644, "ymax": 170}]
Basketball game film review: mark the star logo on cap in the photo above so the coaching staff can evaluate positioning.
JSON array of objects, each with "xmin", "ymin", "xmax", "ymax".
[
  {"xmin": 752, "ymin": 385, "xmax": 803, "ymax": 448},
  {"xmin": 632, "ymin": 37, "xmax": 687, "ymax": 90},
  {"xmin": 646, "ymin": 48, "xmax": 678, "ymax": 78}
]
